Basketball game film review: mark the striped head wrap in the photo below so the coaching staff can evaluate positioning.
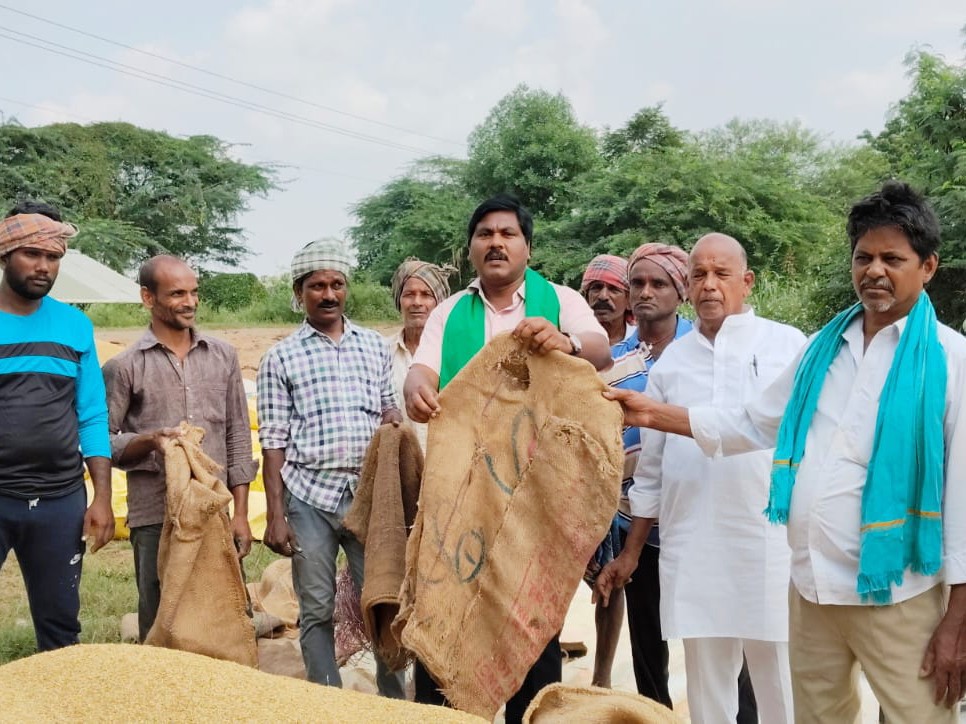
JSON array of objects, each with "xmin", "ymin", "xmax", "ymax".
[
  {"xmin": 0, "ymin": 214, "xmax": 77, "ymax": 258},
  {"xmin": 390, "ymin": 258, "xmax": 454, "ymax": 312},
  {"xmin": 628, "ymin": 243, "xmax": 689, "ymax": 301},
  {"xmin": 580, "ymin": 254, "xmax": 629, "ymax": 294}
]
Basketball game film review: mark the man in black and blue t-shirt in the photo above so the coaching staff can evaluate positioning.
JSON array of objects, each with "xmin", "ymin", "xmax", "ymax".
[{"xmin": 0, "ymin": 201, "xmax": 114, "ymax": 651}]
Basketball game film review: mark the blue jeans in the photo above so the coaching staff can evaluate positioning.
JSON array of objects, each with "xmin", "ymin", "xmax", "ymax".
[
  {"xmin": 285, "ymin": 488, "xmax": 404, "ymax": 697},
  {"xmin": 0, "ymin": 487, "xmax": 86, "ymax": 651}
]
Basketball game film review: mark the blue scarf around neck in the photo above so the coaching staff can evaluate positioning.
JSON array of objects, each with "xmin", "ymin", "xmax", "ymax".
[{"xmin": 765, "ymin": 292, "xmax": 947, "ymax": 604}]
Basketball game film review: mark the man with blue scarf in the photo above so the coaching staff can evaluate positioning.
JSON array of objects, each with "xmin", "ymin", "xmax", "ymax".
[{"xmin": 600, "ymin": 182, "xmax": 966, "ymax": 723}]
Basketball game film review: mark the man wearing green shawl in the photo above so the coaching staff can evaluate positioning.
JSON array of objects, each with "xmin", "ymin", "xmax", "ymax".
[
  {"xmin": 404, "ymin": 193, "xmax": 610, "ymax": 723},
  {"xmin": 600, "ymin": 182, "xmax": 966, "ymax": 722}
]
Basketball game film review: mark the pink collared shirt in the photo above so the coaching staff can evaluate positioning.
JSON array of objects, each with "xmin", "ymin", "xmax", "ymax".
[{"xmin": 412, "ymin": 275, "xmax": 607, "ymax": 374}]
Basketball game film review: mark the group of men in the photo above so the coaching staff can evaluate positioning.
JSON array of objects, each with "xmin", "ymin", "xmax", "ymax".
[
  {"xmin": 579, "ymin": 235, "xmax": 802, "ymax": 723},
  {"xmin": 1, "ymin": 180, "xmax": 965, "ymax": 724}
]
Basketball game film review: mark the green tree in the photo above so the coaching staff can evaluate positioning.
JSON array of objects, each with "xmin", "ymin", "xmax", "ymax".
[
  {"xmin": 350, "ymin": 157, "xmax": 475, "ymax": 284},
  {"xmin": 0, "ymin": 121, "xmax": 275, "ymax": 271},
  {"xmin": 866, "ymin": 43, "xmax": 966, "ymax": 323},
  {"xmin": 600, "ymin": 104, "xmax": 684, "ymax": 161},
  {"xmin": 465, "ymin": 85, "xmax": 599, "ymax": 218},
  {"xmin": 545, "ymin": 120, "xmax": 841, "ymax": 285}
]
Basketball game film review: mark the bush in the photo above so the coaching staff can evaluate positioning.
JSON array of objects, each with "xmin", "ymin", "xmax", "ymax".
[
  {"xmin": 83, "ymin": 303, "xmax": 148, "ymax": 327},
  {"xmin": 84, "ymin": 273, "xmax": 399, "ymax": 327},
  {"xmin": 229, "ymin": 275, "xmax": 301, "ymax": 325},
  {"xmin": 199, "ymin": 272, "xmax": 267, "ymax": 311},
  {"xmin": 749, "ymin": 272, "xmax": 824, "ymax": 334},
  {"xmin": 346, "ymin": 275, "xmax": 398, "ymax": 322}
]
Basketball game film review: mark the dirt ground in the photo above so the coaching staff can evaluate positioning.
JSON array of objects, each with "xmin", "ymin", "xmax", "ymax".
[{"xmin": 96, "ymin": 323, "xmax": 401, "ymax": 379}]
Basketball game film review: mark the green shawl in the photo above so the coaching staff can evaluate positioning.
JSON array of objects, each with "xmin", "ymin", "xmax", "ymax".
[{"xmin": 439, "ymin": 268, "xmax": 560, "ymax": 389}]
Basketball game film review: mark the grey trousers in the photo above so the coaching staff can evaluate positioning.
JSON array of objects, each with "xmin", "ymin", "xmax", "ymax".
[{"xmin": 286, "ymin": 488, "xmax": 404, "ymax": 697}]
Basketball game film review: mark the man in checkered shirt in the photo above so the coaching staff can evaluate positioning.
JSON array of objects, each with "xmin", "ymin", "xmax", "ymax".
[{"xmin": 257, "ymin": 237, "xmax": 404, "ymax": 696}]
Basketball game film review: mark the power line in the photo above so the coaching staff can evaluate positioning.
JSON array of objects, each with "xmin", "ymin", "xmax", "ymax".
[
  {"xmin": 0, "ymin": 96, "xmax": 390, "ymax": 185},
  {"xmin": 0, "ymin": 26, "xmax": 441, "ymax": 156},
  {"xmin": 0, "ymin": 94, "xmax": 96, "ymax": 123},
  {"xmin": 259, "ymin": 160, "xmax": 386, "ymax": 185},
  {"xmin": 0, "ymin": 27, "xmax": 436, "ymax": 155},
  {"xmin": 0, "ymin": 2, "xmax": 464, "ymax": 148}
]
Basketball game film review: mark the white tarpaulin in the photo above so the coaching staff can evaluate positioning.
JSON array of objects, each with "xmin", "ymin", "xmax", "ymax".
[{"xmin": 49, "ymin": 249, "xmax": 141, "ymax": 304}]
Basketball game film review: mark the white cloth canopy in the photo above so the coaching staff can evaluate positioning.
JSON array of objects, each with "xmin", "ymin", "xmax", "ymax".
[{"xmin": 49, "ymin": 249, "xmax": 141, "ymax": 304}]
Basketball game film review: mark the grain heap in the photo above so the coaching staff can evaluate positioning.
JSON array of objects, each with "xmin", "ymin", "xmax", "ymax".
[{"xmin": 0, "ymin": 644, "xmax": 484, "ymax": 723}]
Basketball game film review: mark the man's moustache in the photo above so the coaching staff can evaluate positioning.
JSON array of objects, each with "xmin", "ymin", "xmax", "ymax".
[
  {"xmin": 861, "ymin": 280, "xmax": 893, "ymax": 291},
  {"xmin": 485, "ymin": 251, "xmax": 508, "ymax": 261},
  {"xmin": 592, "ymin": 301, "xmax": 615, "ymax": 311}
]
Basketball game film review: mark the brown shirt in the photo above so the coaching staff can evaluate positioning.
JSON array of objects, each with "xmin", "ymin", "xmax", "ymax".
[{"xmin": 102, "ymin": 327, "xmax": 258, "ymax": 528}]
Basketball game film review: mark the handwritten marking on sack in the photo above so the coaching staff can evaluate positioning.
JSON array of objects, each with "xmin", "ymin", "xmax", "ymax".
[
  {"xmin": 454, "ymin": 529, "xmax": 486, "ymax": 583},
  {"xmin": 416, "ymin": 511, "xmax": 454, "ymax": 586},
  {"xmin": 483, "ymin": 453, "xmax": 514, "ymax": 495},
  {"xmin": 484, "ymin": 407, "xmax": 538, "ymax": 495}
]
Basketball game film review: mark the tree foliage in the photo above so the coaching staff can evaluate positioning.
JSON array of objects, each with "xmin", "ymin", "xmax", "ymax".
[
  {"xmin": 465, "ymin": 85, "xmax": 599, "ymax": 217},
  {"xmin": 350, "ymin": 157, "xmax": 476, "ymax": 285},
  {"xmin": 601, "ymin": 105, "xmax": 684, "ymax": 161},
  {"xmin": 0, "ymin": 121, "xmax": 275, "ymax": 272},
  {"xmin": 350, "ymin": 42, "xmax": 966, "ymax": 329},
  {"xmin": 867, "ymin": 45, "xmax": 966, "ymax": 321},
  {"xmin": 199, "ymin": 272, "xmax": 267, "ymax": 311}
]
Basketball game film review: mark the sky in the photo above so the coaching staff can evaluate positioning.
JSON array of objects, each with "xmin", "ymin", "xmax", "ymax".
[{"xmin": 0, "ymin": 0, "xmax": 964, "ymax": 276}]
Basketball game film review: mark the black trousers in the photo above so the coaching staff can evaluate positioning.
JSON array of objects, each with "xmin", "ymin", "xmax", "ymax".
[
  {"xmin": 413, "ymin": 634, "xmax": 562, "ymax": 724},
  {"xmin": 0, "ymin": 487, "xmax": 86, "ymax": 651},
  {"xmin": 623, "ymin": 542, "xmax": 672, "ymax": 707},
  {"xmin": 129, "ymin": 523, "xmax": 163, "ymax": 643}
]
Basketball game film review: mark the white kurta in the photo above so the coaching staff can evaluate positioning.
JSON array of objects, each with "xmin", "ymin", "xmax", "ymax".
[
  {"xmin": 629, "ymin": 309, "xmax": 806, "ymax": 641},
  {"xmin": 690, "ymin": 315, "xmax": 966, "ymax": 606},
  {"xmin": 386, "ymin": 330, "xmax": 428, "ymax": 452}
]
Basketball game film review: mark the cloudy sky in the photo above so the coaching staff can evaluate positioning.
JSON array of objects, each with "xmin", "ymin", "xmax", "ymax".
[{"xmin": 1, "ymin": 0, "xmax": 963, "ymax": 275}]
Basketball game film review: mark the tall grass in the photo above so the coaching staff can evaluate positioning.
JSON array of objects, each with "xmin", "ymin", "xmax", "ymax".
[{"xmin": 749, "ymin": 271, "xmax": 826, "ymax": 335}]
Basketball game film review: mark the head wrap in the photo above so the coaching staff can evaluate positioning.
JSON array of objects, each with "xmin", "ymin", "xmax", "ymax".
[
  {"xmin": 0, "ymin": 214, "xmax": 77, "ymax": 258},
  {"xmin": 580, "ymin": 254, "xmax": 629, "ymax": 295},
  {"xmin": 627, "ymin": 243, "xmax": 689, "ymax": 301},
  {"xmin": 390, "ymin": 258, "xmax": 454, "ymax": 312},
  {"xmin": 290, "ymin": 237, "xmax": 352, "ymax": 312}
]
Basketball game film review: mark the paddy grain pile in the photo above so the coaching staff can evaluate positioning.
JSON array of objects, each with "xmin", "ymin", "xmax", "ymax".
[{"xmin": 0, "ymin": 644, "xmax": 483, "ymax": 723}]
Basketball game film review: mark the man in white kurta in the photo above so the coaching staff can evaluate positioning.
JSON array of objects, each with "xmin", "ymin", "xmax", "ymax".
[{"xmin": 612, "ymin": 233, "xmax": 805, "ymax": 723}]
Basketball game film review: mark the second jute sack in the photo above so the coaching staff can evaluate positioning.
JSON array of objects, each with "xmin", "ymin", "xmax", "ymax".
[
  {"xmin": 144, "ymin": 424, "xmax": 257, "ymax": 667},
  {"xmin": 394, "ymin": 334, "xmax": 624, "ymax": 719}
]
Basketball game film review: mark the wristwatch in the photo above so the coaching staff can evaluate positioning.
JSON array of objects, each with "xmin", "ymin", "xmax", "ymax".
[{"xmin": 563, "ymin": 332, "xmax": 582, "ymax": 355}]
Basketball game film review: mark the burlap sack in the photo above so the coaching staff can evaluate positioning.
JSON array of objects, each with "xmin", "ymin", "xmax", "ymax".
[
  {"xmin": 144, "ymin": 424, "xmax": 257, "ymax": 667},
  {"xmin": 248, "ymin": 558, "xmax": 299, "ymax": 635},
  {"xmin": 344, "ymin": 423, "xmax": 423, "ymax": 671},
  {"xmin": 394, "ymin": 334, "xmax": 623, "ymax": 719},
  {"xmin": 523, "ymin": 684, "xmax": 682, "ymax": 723}
]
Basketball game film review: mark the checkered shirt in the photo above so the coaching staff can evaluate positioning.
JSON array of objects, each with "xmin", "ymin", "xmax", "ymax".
[{"xmin": 256, "ymin": 318, "xmax": 398, "ymax": 512}]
